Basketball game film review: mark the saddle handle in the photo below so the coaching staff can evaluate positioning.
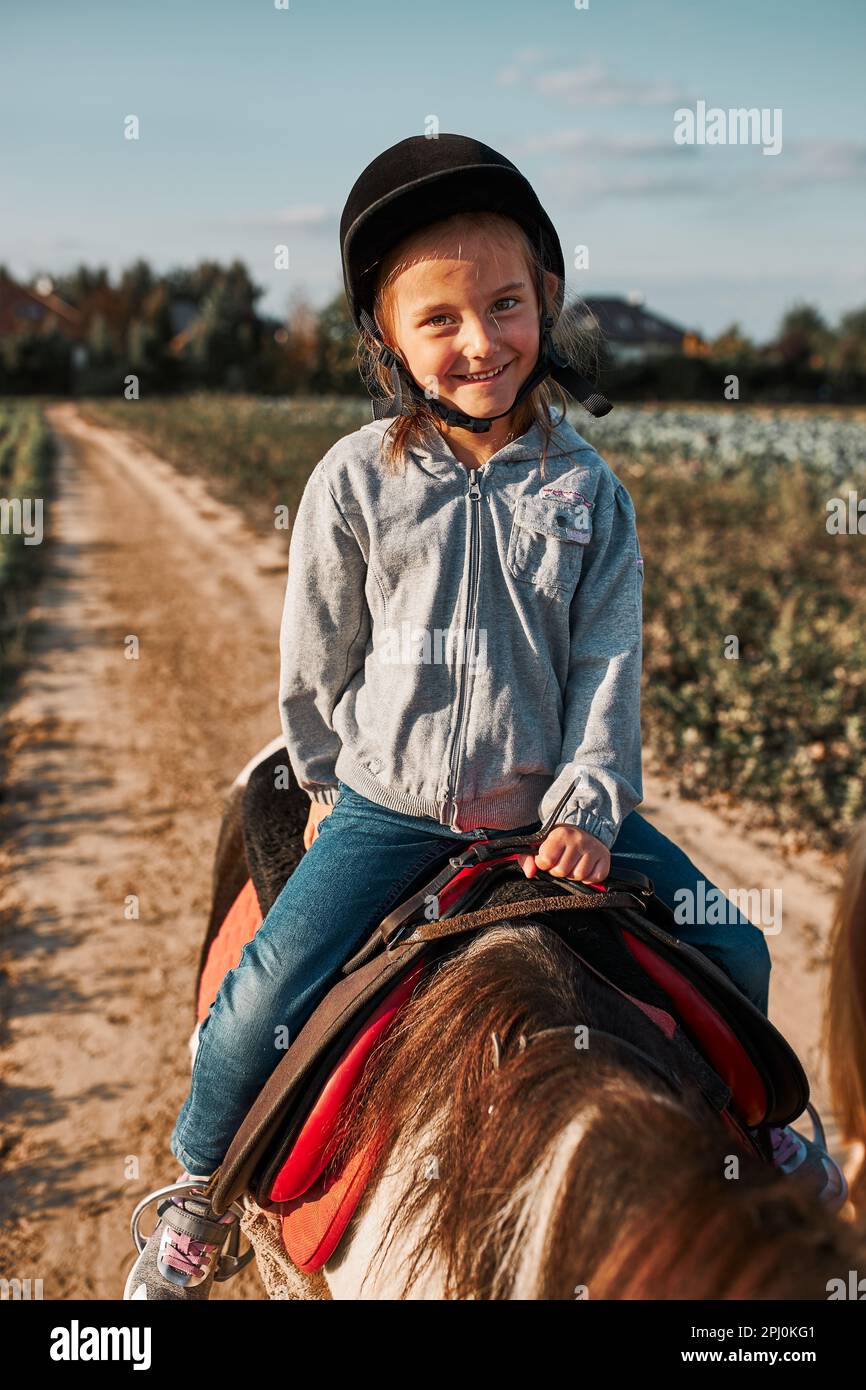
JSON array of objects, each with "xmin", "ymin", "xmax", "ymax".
[
  {"xmin": 378, "ymin": 839, "xmax": 655, "ymax": 949},
  {"xmin": 385, "ymin": 888, "xmax": 645, "ymax": 950},
  {"xmin": 469, "ymin": 833, "xmax": 655, "ymax": 896}
]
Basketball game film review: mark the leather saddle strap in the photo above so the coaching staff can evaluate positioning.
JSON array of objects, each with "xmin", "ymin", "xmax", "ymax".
[
  {"xmin": 387, "ymin": 890, "xmax": 643, "ymax": 948},
  {"xmin": 379, "ymin": 860, "xmax": 651, "ymax": 947},
  {"xmin": 159, "ymin": 1202, "xmax": 232, "ymax": 1243},
  {"xmin": 379, "ymin": 855, "xmax": 484, "ymax": 944}
]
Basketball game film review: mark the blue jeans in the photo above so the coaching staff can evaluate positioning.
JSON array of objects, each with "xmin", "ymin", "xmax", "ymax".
[{"xmin": 170, "ymin": 782, "xmax": 771, "ymax": 1174}]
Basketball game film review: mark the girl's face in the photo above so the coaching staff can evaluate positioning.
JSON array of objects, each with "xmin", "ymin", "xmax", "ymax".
[{"xmin": 383, "ymin": 228, "xmax": 552, "ymax": 422}]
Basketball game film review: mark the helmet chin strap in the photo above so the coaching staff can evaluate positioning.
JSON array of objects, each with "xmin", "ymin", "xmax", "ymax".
[{"xmin": 359, "ymin": 308, "xmax": 611, "ymax": 432}]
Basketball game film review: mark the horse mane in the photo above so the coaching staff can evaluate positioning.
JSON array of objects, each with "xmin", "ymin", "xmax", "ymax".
[{"xmin": 328, "ymin": 922, "xmax": 866, "ymax": 1300}]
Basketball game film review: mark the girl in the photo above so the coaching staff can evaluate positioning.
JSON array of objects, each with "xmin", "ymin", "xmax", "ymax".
[{"xmin": 124, "ymin": 134, "xmax": 843, "ymax": 1300}]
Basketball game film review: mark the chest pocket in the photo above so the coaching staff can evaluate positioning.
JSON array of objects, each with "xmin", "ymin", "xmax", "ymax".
[{"xmin": 507, "ymin": 494, "xmax": 592, "ymax": 598}]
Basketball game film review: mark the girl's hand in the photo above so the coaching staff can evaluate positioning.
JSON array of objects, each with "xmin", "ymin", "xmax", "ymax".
[
  {"xmin": 517, "ymin": 826, "xmax": 611, "ymax": 884},
  {"xmin": 303, "ymin": 801, "xmax": 335, "ymax": 851}
]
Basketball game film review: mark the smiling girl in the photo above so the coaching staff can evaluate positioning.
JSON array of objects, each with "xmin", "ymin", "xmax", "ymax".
[
  {"xmin": 372, "ymin": 225, "xmax": 552, "ymax": 472},
  {"xmin": 124, "ymin": 134, "xmax": 844, "ymax": 1300}
]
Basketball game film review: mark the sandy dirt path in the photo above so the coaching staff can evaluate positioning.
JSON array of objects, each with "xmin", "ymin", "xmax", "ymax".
[{"xmin": 0, "ymin": 402, "xmax": 855, "ymax": 1300}]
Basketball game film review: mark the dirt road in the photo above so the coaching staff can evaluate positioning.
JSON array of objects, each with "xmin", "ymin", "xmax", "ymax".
[{"xmin": 0, "ymin": 403, "xmax": 855, "ymax": 1300}]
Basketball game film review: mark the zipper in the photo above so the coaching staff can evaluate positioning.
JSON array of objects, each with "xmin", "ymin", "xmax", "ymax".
[{"xmin": 442, "ymin": 468, "xmax": 483, "ymax": 831}]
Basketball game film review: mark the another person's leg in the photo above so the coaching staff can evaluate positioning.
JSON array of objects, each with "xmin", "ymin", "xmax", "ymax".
[{"xmin": 609, "ymin": 810, "xmax": 771, "ymax": 1015}]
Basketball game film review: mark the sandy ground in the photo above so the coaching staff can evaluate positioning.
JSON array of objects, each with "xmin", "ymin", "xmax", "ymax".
[{"xmin": 0, "ymin": 402, "xmax": 855, "ymax": 1300}]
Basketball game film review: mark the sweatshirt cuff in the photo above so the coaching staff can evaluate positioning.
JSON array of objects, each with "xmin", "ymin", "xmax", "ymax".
[
  {"xmin": 306, "ymin": 783, "xmax": 341, "ymax": 806},
  {"xmin": 550, "ymin": 805, "xmax": 617, "ymax": 849}
]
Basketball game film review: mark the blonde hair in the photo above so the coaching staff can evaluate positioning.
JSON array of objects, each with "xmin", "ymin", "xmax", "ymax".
[
  {"xmin": 356, "ymin": 210, "xmax": 601, "ymax": 479},
  {"xmin": 825, "ymin": 816, "xmax": 866, "ymax": 1211}
]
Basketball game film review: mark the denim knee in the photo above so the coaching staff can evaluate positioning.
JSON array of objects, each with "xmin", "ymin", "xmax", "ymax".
[{"xmin": 727, "ymin": 919, "xmax": 772, "ymax": 1014}]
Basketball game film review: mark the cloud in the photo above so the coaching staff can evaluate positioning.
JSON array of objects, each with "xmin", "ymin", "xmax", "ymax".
[
  {"xmin": 770, "ymin": 137, "xmax": 866, "ymax": 187},
  {"xmin": 515, "ymin": 131, "xmax": 699, "ymax": 159},
  {"xmin": 538, "ymin": 65, "xmax": 683, "ymax": 108},
  {"xmin": 498, "ymin": 56, "xmax": 683, "ymax": 108},
  {"xmin": 555, "ymin": 169, "xmax": 713, "ymax": 201},
  {"xmin": 517, "ymin": 126, "xmax": 866, "ymax": 203},
  {"xmin": 217, "ymin": 205, "xmax": 336, "ymax": 232}
]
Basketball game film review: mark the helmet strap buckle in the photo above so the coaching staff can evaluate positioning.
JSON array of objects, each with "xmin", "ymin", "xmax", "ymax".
[{"xmin": 378, "ymin": 343, "xmax": 399, "ymax": 369}]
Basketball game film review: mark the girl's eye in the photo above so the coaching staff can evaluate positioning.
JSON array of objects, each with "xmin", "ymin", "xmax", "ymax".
[{"xmin": 425, "ymin": 298, "xmax": 519, "ymax": 328}]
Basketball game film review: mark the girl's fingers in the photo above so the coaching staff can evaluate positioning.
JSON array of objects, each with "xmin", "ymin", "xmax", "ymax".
[
  {"xmin": 527, "ymin": 840, "xmax": 610, "ymax": 882},
  {"xmin": 568, "ymin": 853, "xmax": 597, "ymax": 882},
  {"xmin": 548, "ymin": 851, "xmax": 580, "ymax": 878},
  {"xmin": 518, "ymin": 853, "xmax": 537, "ymax": 879}
]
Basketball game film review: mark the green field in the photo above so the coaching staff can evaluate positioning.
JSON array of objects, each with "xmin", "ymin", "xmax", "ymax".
[
  {"xmin": 0, "ymin": 402, "xmax": 54, "ymax": 701},
  {"xmin": 79, "ymin": 394, "xmax": 866, "ymax": 853}
]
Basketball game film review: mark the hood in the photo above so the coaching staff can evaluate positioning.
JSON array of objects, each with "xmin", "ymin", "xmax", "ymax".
[{"xmin": 358, "ymin": 408, "xmax": 598, "ymax": 472}]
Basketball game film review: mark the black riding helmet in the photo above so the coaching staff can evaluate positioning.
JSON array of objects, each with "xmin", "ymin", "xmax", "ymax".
[{"xmin": 339, "ymin": 133, "xmax": 612, "ymax": 433}]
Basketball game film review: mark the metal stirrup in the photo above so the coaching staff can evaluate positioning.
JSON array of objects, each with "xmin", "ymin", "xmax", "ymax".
[{"xmin": 129, "ymin": 1179, "xmax": 255, "ymax": 1282}]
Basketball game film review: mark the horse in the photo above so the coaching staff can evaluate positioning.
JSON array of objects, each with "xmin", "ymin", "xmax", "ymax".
[{"xmin": 191, "ymin": 741, "xmax": 866, "ymax": 1300}]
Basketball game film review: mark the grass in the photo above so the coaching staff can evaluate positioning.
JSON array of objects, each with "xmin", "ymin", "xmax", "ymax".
[
  {"xmin": 0, "ymin": 401, "xmax": 55, "ymax": 702},
  {"xmin": 78, "ymin": 393, "xmax": 370, "ymax": 529}
]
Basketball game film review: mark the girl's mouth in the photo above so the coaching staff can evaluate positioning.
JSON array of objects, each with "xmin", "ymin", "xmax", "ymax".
[{"xmin": 451, "ymin": 360, "xmax": 514, "ymax": 384}]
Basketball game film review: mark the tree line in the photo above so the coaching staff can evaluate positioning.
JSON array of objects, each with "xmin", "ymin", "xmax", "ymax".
[{"xmin": 1, "ymin": 257, "xmax": 864, "ymax": 403}]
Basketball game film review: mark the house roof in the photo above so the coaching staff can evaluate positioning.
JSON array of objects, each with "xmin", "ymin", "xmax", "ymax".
[
  {"xmin": 0, "ymin": 271, "xmax": 83, "ymax": 338},
  {"xmin": 568, "ymin": 296, "xmax": 689, "ymax": 347}
]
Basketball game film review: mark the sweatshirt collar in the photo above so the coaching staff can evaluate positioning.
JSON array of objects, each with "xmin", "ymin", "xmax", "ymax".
[{"xmin": 361, "ymin": 410, "xmax": 592, "ymax": 480}]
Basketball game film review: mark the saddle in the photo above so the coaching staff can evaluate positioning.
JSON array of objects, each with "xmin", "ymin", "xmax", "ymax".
[{"xmin": 194, "ymin": 749, "xmax": 810, "ymax": 1274}]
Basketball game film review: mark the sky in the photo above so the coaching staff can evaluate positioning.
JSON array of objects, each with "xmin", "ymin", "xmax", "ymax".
[{"xmin": 1, "ymin": 0, "xmax": 864, "ymax": 341}]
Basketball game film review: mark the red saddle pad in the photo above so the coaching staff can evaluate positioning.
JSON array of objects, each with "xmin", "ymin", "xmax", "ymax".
[{"xmin": 197, "ymin": 877, "xmax": 262, "ymax": 1024}]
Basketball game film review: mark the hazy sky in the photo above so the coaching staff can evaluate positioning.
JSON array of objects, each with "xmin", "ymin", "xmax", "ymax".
[{"xmin": 2, "ymin": 0, "xmax": 864, "ymax": 340}]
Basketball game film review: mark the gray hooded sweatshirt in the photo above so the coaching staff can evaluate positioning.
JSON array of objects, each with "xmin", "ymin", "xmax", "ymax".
[{"xmin": 278, "ymin": 409, "xmax": 644, "ymax": 845}]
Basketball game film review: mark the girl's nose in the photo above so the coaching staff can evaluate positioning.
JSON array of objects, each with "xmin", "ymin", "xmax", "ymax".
[{"xmin": 459, "ymin": 314, "xmax": 499, "ymax": 360}]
